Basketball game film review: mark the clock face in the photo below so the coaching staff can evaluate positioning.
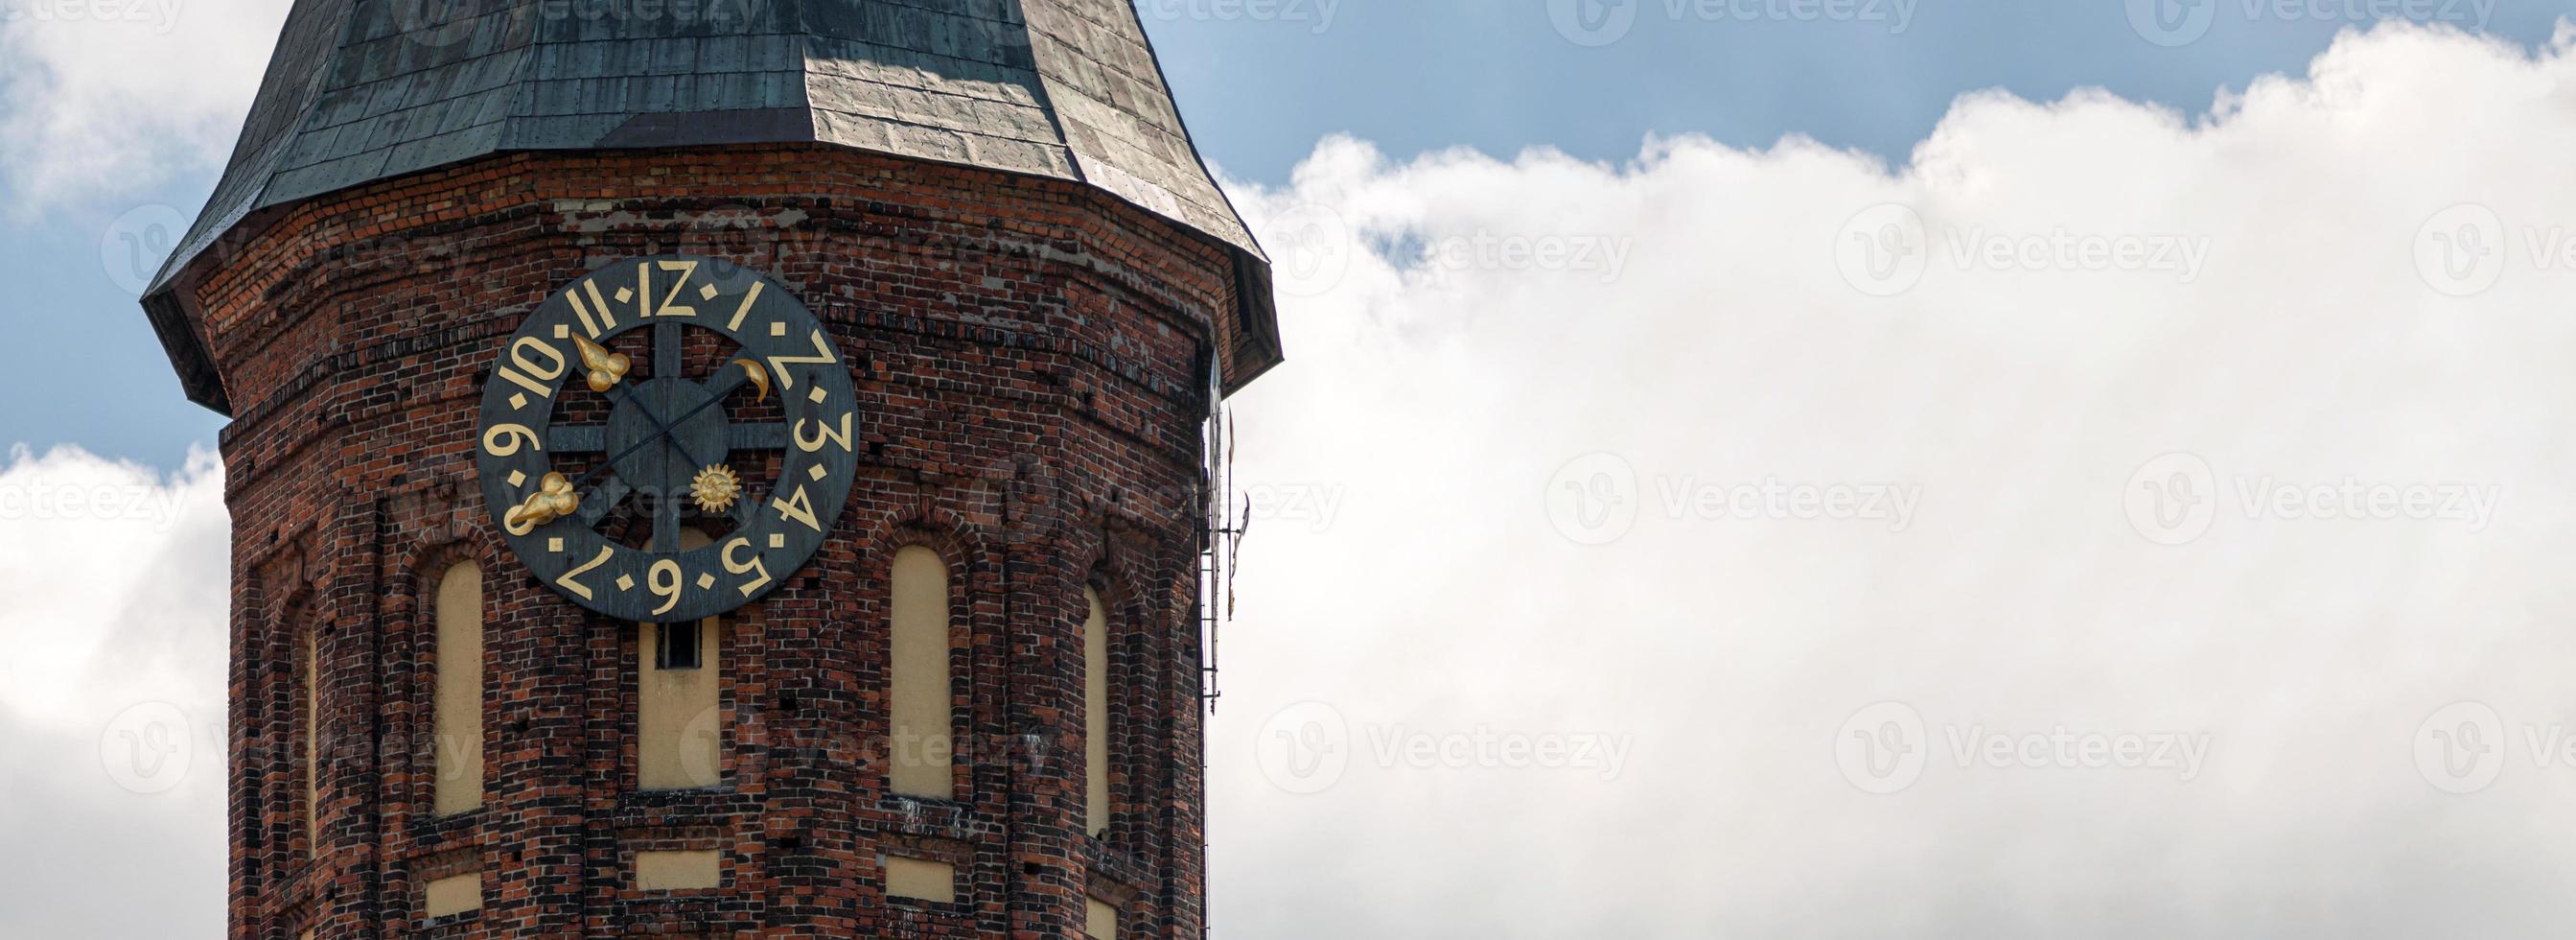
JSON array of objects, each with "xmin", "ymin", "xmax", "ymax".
[{"xmin": 475, "ymin": 256, "xmax": 859, "ymax": 623}]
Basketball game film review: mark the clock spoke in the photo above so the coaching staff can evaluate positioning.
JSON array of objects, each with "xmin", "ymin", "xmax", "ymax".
[
  {"xmin": 727, "ymin": 423, "xmax": 788, "ymax": 451},
  {"xmin": 655, "ymin": 319, "xmax": 684, "ymax": 381},
  {"xmin": 576, "ymin": 476, "xmax": 631, "ymax": 528},
  {"xmin": 547, "ymin": 424, "xmax": 607, "ymax": 454},
  {"xmin": 652, "ymin": 477, "xmax": 684, "ymax": 553}
]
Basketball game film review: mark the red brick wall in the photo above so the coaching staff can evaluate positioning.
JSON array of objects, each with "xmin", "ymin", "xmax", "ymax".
[{"xmin": 184, "ymin": 144, "xmax": 1244, "ymax": 938}]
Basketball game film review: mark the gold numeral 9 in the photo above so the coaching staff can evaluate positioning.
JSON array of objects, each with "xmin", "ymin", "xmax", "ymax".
[
  {"xmin": 483, "ymin": 423, "xmax": 544, "ymax": 457},
  {"xmin": 648, "ymin": 558, "xmax": 685, "ymax": 616}
]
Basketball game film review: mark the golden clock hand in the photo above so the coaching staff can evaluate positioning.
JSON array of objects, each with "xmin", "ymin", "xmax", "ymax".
[
  {"xmin": 501, "ymin": 472, "xmax": 581, "ymax": 534},
  {"xmin": 572, "ymin": 336, "xmax": 632, "ymax": 392}
]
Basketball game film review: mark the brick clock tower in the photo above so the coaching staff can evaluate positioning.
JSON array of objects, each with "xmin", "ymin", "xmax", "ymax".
[{"xmin": 137, "ymin": 2, "xmax": 1280, "ymax": 936}]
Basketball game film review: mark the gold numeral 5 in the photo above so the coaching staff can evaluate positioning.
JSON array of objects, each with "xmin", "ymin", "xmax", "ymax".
[{"xmin": 722, "ymin": 537, "xmax": 773, "ymax": 598}]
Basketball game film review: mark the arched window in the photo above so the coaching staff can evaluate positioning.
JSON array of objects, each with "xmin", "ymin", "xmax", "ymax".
[
  {"xmin": 890, "ymin": 546, "xmax": 954, "ymax": 798},
  {"xmin": 432, "ymin": 561, "xmax": 484, "ymax": 814},
  {"xmin": 1083, "ymin": 587, "xmax": 1109, "ymax": 836},
  {"xmin": 640, "ymin": 529, "xmax": 722, "ymax": 790}
]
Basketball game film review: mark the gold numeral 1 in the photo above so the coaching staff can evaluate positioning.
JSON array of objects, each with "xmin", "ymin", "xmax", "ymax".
[
  {"xmin": 726, "ymin": 281, "xmax": 765, "ymax": 331},
  {"xmin": 580, "ymin": 279, "xmax": 619, "ymax": 336}
]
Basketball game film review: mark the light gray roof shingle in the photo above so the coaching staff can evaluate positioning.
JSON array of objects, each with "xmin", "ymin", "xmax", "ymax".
[{"xmin": 144, "ymin": 0, "xmax": 1275, "ymax": 413}]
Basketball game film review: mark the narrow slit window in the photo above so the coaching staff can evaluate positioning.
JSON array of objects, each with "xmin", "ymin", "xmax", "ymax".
[
  {"xmin": 657, "ymin": 621, "xmax": 704, "ymax": 670},
  {"xmin": 432, "ymin": 561, "xmax": 484, "ymax": 815},
  {"xmin": 1084, "ymin": 587, "xmax": 1109, "ymax": 836}
]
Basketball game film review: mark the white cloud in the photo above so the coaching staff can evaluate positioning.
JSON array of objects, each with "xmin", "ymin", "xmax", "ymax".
[
  {"xmin": 0, "ymin": 444, "xmax": 226, "ymax": 936},
  {"xmin": 0, "ymin": 0, "xmax": 289, "ymax": 213},
  {"xmin": 1212, "ymin": 22, "xmax": 2576, "ymax": 938}
]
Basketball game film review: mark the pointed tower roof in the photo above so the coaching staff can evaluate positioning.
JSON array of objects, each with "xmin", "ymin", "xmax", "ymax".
[{"xmin": 143, "ymin": 0, "xmax": 1276, "ymax": 413}]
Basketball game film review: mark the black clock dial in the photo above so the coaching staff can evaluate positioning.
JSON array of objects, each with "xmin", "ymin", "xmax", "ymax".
[{"xmin": 475, "ymin": 256, "xmax": 859, "ymax": 622}]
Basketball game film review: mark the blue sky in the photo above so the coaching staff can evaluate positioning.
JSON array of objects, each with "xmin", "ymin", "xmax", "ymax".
[{"xmin": 10, "ymin": 0, "xmax": 2574, "ymax": 470}]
